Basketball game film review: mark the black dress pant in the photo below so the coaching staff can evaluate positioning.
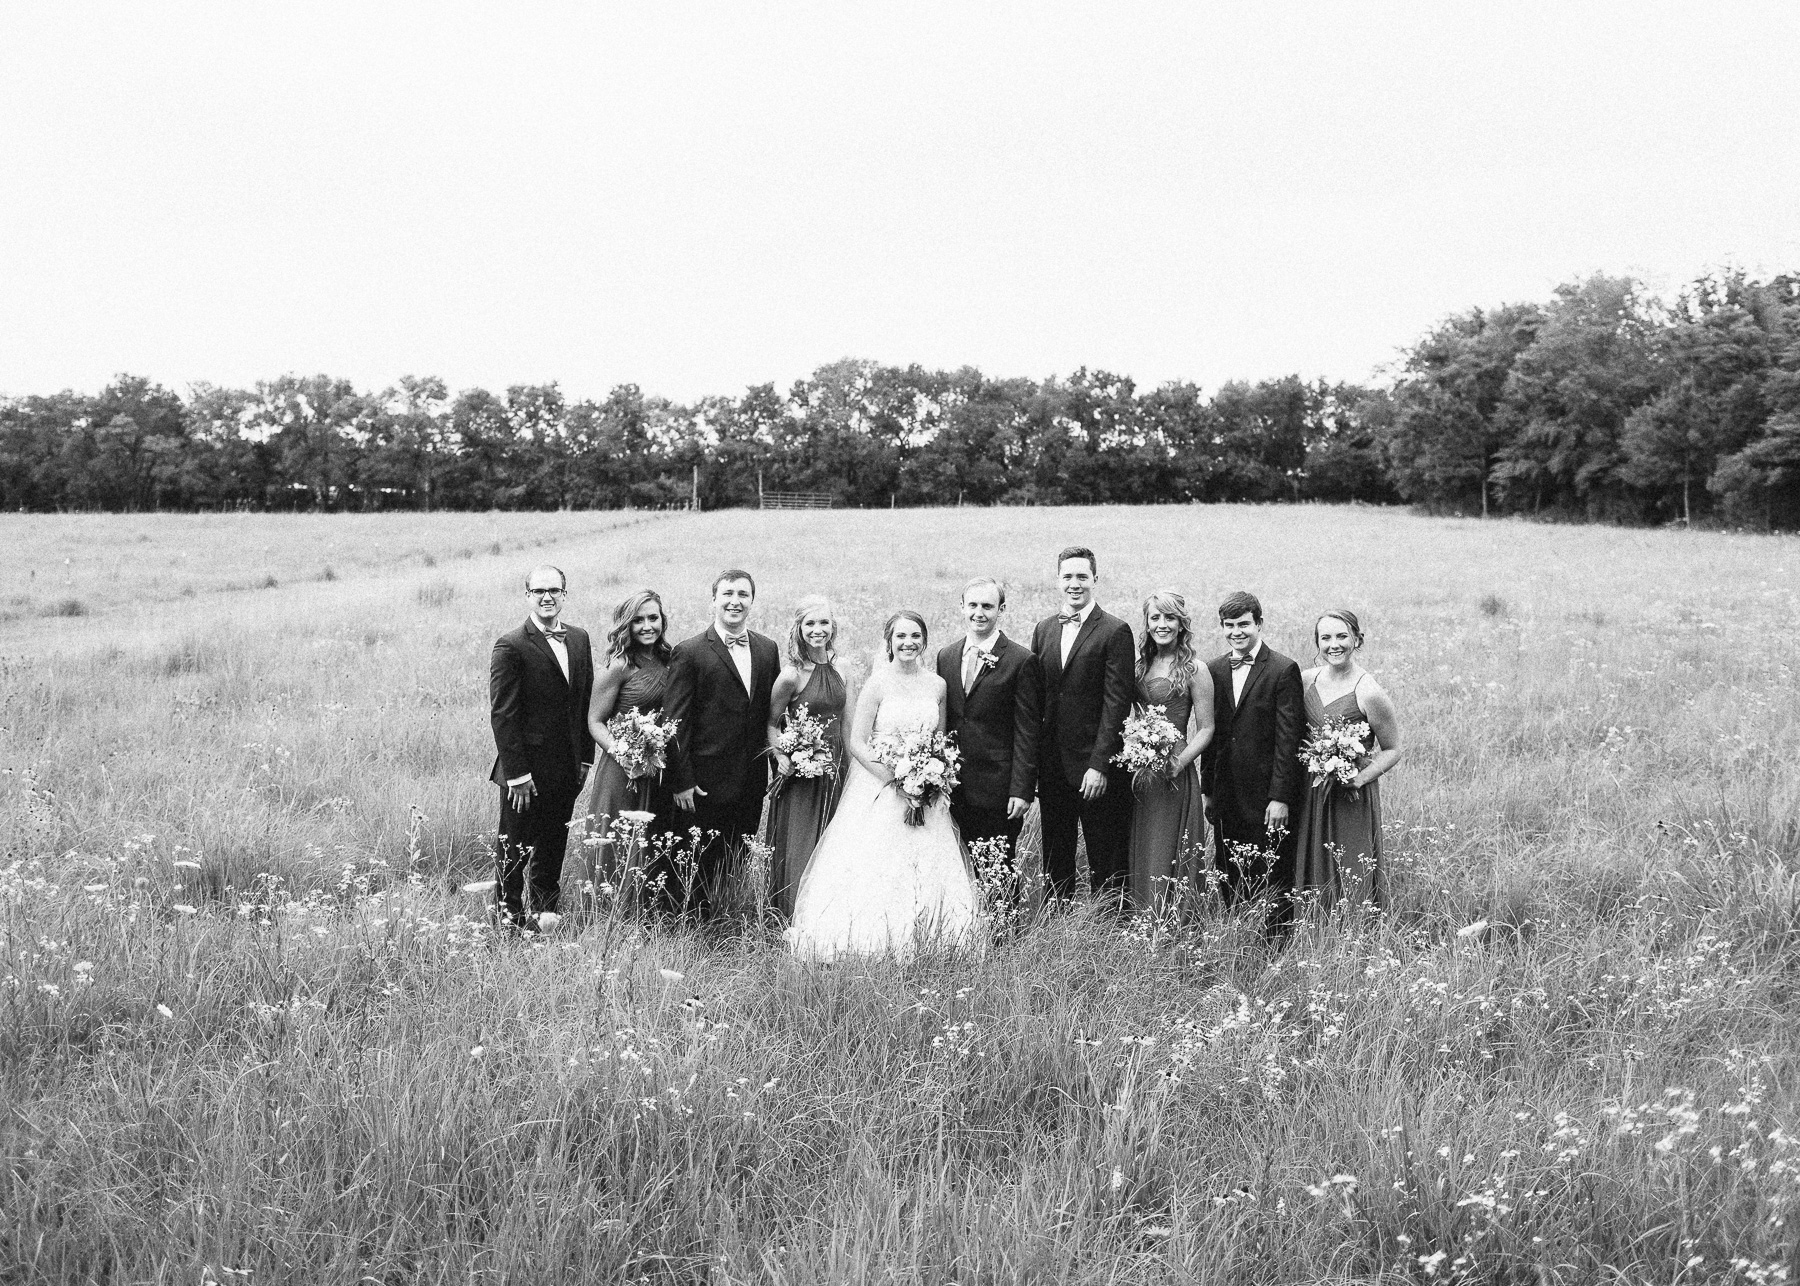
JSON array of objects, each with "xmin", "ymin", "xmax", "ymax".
[
  {"xmin": 679, "ymin": 791, "xmax": 765, "ymax": 917},
  {"xmin": 497, "ymin": 779, "xmax": 580, "ymax": 927},
  {"xmin": 1212, "ymin": 812, "xmax": 1300, "ymax": 931},
  {"xmin": 1039, "ymin": 771, "xmax": 1132, "ymax": 902}
]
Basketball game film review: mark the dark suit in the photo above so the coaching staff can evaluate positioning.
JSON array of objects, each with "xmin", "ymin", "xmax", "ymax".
[
  {"xmin": 489, "ymin": 617, "xmax": 596, "ymax": 926},
  {"xmin": 1031, "ymin": 605, "xmax": 1136, "ymax": 900},
  {"xmin": 663, "ymin": 624, "xmax": 779, "ymax": 914},
  {"xmin": 937, "ymin": 632, "xmax": 1040, "ymax": 865},
  {"xmin": 1199, "ymin": 645, "xmax": 1305, "ymax": 917}
]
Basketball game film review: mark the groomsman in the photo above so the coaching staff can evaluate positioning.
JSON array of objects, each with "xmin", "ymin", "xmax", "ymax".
[
  {"xmin": 488, "ymin": 565, "xmax": 595, "ymax": 930},
  {"xmin": 1199, "ymin": 590, "xmax": 1305, "ymax": 929},
  {"xmin": 937, "ymin": 577, "xmax": 1041, "ymax": 870},
  {"xmin": 664, "ymin": 568, "xmax": 780, "ymax": 917},
  {"xmin": 1031, "ymin": 546, "xmax": 1136, "ymax": 902}
]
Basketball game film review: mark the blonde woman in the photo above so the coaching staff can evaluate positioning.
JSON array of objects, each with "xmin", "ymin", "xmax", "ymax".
[
  {"xmin": 564, "ymin": 588, "xmax": 675, "ymax": 900},
  {"xmin": 763, "ymin": 596, "xmax": 850, "ymax": 918},
  {"xmin": 1124, "ymin": 590, "xmax": 1215, "ymax": 912}
]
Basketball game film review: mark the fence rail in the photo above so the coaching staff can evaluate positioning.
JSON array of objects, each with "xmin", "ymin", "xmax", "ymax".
[{"xmin": 759, "ymin": 491, "xmax": 833, "ymax": 510}]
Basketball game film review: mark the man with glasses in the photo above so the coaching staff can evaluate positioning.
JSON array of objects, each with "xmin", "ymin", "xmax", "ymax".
[{"xmin": 488, "ymin": 565, "xmax": 595, "ymax": 931}]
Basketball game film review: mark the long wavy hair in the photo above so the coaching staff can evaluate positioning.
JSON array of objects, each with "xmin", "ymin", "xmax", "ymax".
[
  {"xmin": 883, "ymin": 609, "xmax": 929, "ymax": 661},
  {"xmin": 1137, "ymin": 589, "xmax": 1197, "ymax": 683},
  {"xmin": 606, "ymin": 588, "xmax": 673, "ymax": 667},
  {"xmin": 785, "ymin": 595, "xmax": 838, "ymax": 668}
]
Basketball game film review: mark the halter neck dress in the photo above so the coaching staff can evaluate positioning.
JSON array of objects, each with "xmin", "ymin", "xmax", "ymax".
[
  {"xmin": 1124, "ymin": 672, "xmax": 1210, "ymax": 911},
  {"xmin": 563, "ymin": 655, "xmax": 674, "ymax": 904},
  {"xmin": 765, "ymin": 662, "xmax": 849, "ymax": 919},
  {"xmin": 1294, "ymin": 672, "xmax": 1385, "ymax": 911}
]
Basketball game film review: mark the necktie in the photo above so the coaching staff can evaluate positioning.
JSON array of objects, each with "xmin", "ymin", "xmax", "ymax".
[
  {"xmin": 1229, "ymin": 651, "xmax": 1255, "ymax": 669},
  {"xmin": 724, "ymin": 633, "xmax": 748, "ymax": 649},
  {"xmin": 962, "ymin": 648, "xmax": 980, "ymax": 693}
]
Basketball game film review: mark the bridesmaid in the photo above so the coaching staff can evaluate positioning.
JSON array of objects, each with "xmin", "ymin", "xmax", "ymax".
[
  {"xmin": 764, "ymin": 596, "xmax": 851, "ymax": 920},
  {"xmin": 1124, "ymin": 590, "xmax": 1216, "ymax": 912},
  {"xmin": 565, "ymin": 588, "xmax": 676, "ymax": 903},
  {"xmin": 1295, "ymin": 608, "xmax": 1402, "ymax": 911}
]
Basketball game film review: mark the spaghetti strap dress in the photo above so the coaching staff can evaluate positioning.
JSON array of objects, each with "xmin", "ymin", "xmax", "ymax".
[
  {"xmin": 1294, "ymin": 675, "xmax": 1385, "ymax": 911},
  {"xmin": 765, "ymin": 663, "xmax": 849, "ymax": 919},
  {"xmin": 1124, "ymin": 674, "xmax": 1210, "ymax": 911}
]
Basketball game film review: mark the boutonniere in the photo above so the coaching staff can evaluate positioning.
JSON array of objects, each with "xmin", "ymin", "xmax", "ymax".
[{"xmin": 976, "ymin": 650, "xmax": 1000, "ymax": 673}]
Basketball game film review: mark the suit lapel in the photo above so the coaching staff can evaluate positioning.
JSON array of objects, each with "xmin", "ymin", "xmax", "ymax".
[
  {"xmin": 1235, "ymin": 648, "xmax": 1270, "ymax": 711},
  {"xmin": 524, "ymin": 619, "xmax": 570, "ymax": 687},
  {"xmin": 707, "ymin": 626, "xmax": 750, "ymax": 697},
  {"xmin": 1060, "ymin": 611, "xmax": 1103, "ymax": 687}
]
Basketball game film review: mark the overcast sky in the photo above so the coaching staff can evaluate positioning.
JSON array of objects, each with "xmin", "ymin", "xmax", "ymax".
[{"xmin": 3, "ymin": 2, "xmax": 1796, "ymax": 404}]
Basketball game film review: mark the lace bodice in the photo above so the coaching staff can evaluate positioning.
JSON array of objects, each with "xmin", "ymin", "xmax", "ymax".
[{"xmin": 872, "ymin": 684, "xmax": 940, "ymax": 736}]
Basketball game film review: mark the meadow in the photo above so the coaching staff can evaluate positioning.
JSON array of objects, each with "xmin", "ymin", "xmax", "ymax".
[{"xmin": 2, "ymin": 504, "xmax": 1798, "ymax": 1284}]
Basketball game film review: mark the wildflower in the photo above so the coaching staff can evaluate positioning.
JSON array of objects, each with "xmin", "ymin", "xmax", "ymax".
[
  {"xmin": 73, "ymin": 961, "xmax": 92, "ymax": 974},
  {"xmin": 619, "ymin": 810, "xmax": 657, "ymax": 825},
  {"xmin": 173, "ymin": 904, "xmax": 197, "ymax": 915},
  {"xmin": 133, "ymin": 877, "xmax": 150, "ymax": 890},
  {"xmin": 470, "ymin": 1045, "xmax": 485, "ymax": 1059},
  {"xmin": 659, "ymin": 968, "xmax": 685, "ymax": 982},
  {"xmin": 156, "ymin": 1003, "xmax": 174, "ymax": 1019},
  {"xmin": 535, "ymin": 911, "xmax": 561, "ymax": 931},
  {"xmin": 1456, "ymin": 919, "xmax": 1489, "ymax": 939},
  {"xmin": 172, "ymin": 860, "xmax": 201, "ymax": 870},
  {"xmin": 461, "ymin": 879, "xmax": 497, "ymax": 894},
  {"xmin": 82, "ymin": 883, "xmax": 108, "ymax": 893},
  {"xmin": 1109, "ymin": 1167, "xmax": 1125, "ymax": 1192}
]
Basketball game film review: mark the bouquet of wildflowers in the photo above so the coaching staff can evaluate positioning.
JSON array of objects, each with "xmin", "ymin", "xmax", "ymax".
[
  {"xmin": 604, "ymin": 708, "xmax": 679, "ymax": 781},
  {"xmin": 872, "ymin": 729, "xmax": 961, "ymax": 827},
  {"xmin": 1299, "ymin": 716, "xmax": 1372, "ymax": 789},
  {"xmin": 1112, "ymin": 704, "xmax": 1186, "ymax": 792},
  {"xmin": 773, "ymin": 703, "xmax": 838, "ymax": 781}
]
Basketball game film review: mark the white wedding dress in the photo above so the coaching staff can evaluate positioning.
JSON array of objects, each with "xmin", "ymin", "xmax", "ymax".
[{"xmin": 787, "ymin": 685, "xmax": 983, "ymax": 961}]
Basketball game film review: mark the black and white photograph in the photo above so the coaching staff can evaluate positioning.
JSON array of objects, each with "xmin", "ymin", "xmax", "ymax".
[{"xmin": 3, "ymin": 3, "xmax": 1798, "ymax": 1280}]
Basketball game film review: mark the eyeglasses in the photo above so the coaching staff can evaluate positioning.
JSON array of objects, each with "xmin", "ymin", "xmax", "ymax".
[{"xmin": 527, "ymin": 587, "xmax": 566, "ymax": 598}]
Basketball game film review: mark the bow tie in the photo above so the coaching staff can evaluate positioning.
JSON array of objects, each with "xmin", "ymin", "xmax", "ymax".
[
  {"xmin": 1229, "ymin": 652, "xmax": 1256, "ymax": 670},
  {"xmin": 1057, "ymin": 612, "xmax": 1083, "ymax": 627},
  {"xmin": 723, "ymin": 633, "xmax": 748, "ymax": 649},
  {"xmin": 539, "ymin": 625, "xmax": 568, "ymax": 642}
]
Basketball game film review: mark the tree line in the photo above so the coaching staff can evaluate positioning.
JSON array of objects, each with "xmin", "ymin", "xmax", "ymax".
[{"xmin": 3, "ymin": 268, "xmax": 1796, "ymax": 527}]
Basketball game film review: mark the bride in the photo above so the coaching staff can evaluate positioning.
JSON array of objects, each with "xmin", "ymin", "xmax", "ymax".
[{"xmin": 787, "ymin": 610, "xmax": 983, "ymax": 960}]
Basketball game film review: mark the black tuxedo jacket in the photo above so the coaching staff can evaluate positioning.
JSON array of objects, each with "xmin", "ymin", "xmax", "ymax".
[
  {"xmin": 663, "ymin": 625, "xmax": 780, "ymax": 807},
  {"xmin": 936, "ymin": 632, "xmax": 1041, "ymax": 812},
  {"xmin": 488, "ymin": 618, "xmax": 596, "ymax": 792},
  {"xmin": 1031, "ymin": 606, "xmax": 1136, "ymax": 789},
  {"xmin": 1199, "ymin": 645, "xmax": 1305, "ymax": 831}
]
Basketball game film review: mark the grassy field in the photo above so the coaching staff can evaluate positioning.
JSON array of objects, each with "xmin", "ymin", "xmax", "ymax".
[{"xmin": 2, "ymin": 504, "xmax": 1798, "ymax": 1283}]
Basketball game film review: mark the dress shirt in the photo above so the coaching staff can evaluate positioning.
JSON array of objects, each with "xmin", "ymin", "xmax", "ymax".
[
  {"xmin": 962, "ymin": 631, "xmax": 1000, "ymax": 692},
  {"xmin": 719, "ymin": 625, "xmax": 754, "ymax": 693},
  {"xmin": 1231, "ymin": 640, "xmax": 1264, "ymax": 703},
  {"xmin": 1059, "ymin": 603, "xmax": 1094, "ymax": 668}
]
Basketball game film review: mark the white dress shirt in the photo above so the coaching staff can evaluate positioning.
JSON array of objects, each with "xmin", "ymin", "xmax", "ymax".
[
  {"xmin": 718, "ymin": 625, "xmax": 754, "ymax": 693},
  {"xmin": 962, "ymin": 631, "xmax": 1000, "ymax": 692},
  {"xmin": 1231, "ymin": 640, "xmax": 1264, "ymax": 703},
  {"xmin": 1059, "ymin": 603, "xmax": 1094, "ymax": 668}
]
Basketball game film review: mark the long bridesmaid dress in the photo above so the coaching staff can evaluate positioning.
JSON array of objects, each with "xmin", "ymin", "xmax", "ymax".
[
  {"xmin": 562, "ymin": 657, "xmax": 674, "ymax": 901},
  {"xmin": 1294, "ymin": 674, "xmax": 1385, "ymax": 911},
  {"xmin": 1124, "ymin": 673, "xmax": 1210, "ymax": 911},
  {"xmin": 764, "ymin": 663, "xmax": 849, "ymax": 920}
]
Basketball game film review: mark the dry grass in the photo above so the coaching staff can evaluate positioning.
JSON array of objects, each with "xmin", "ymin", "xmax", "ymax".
[{"xmin": 3, "ymin": 505, "xmax": 1798, "ymax": 1283}]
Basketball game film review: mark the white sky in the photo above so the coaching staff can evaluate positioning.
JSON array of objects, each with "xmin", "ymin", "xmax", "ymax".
[{"xmin": 3, "ymin": 2, "xmax": 1796, "ymax": 404}]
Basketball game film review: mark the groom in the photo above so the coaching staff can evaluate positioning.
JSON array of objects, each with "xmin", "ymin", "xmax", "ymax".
[
  {"xmin": 1199, "ymin": 590, "xmax": 1305, "ymax": 930},
  {"xmin": 664, "ymin": 568, "xmax": 779, "ymax": 917},
  {"xmin": 937, "ymin": 576, "xmax": 1040, "ymax": 872},
  {"xmin": 1031, "ymin": 546, "xmax": 1136, "ymax": 903},
  {"xmin": 488, "ymin": 564, "xmax": 595, "ymax": 930}
]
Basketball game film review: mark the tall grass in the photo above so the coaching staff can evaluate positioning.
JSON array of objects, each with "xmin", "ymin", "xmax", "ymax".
[{"xmin": 3, "ymin": 506, "xmax": 1798, "ymax": 1282}]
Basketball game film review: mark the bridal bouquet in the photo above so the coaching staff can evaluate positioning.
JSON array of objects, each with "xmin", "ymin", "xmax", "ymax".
[
  {"xmin": 1112, "ymin": 704, "xmax": 1186, "ymax": 792},
  {"xmin": 1300, "ymin": 716, "xmax": 1373, "ymax": 790},
  {"xmin": 871, "ymin": 729, "xmax": 961, "ymax": 827},
  {"xmin": 604, "ymin": 708, "xmax": 679, "ymax": 781},
  {"xmin": 769, "ymin": 703, "xmax": 838, "ymax": 796}
]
